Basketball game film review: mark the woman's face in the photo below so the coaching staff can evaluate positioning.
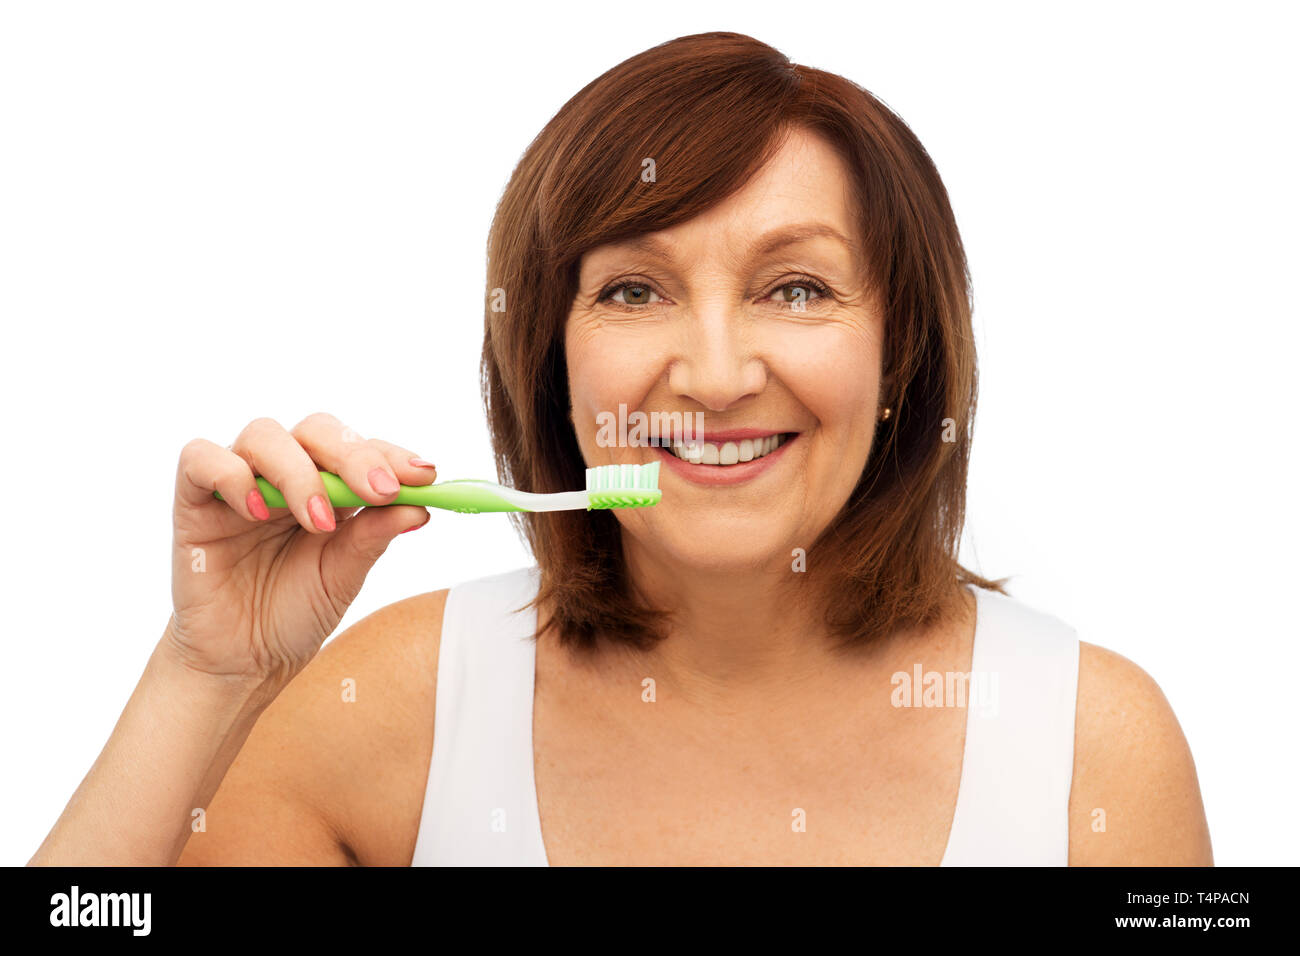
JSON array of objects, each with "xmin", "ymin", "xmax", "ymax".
[{"xmin": 565, "ymin": 126, "xmax": 886, "ymax": 574}]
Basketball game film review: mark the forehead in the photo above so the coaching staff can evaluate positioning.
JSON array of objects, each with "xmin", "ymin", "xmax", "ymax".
[
  {"xmin": 584, "ymin": 127, "xmax": 861, "ymax": 269},
  {"xmin": 717, "ymin": 127, "xmax": 858, "ymax": 231}
]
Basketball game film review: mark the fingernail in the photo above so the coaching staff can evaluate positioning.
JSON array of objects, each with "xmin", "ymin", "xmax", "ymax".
[
  {"xmin": 399, "ymin": 522, "xmax": 425, "ymax": 534},
  {"xmin": 409, "ymin": 457, "xmax": 437, "ymax": 469},
  {"xmin": 308, "ymin": 494, "xmax": 336, "ymax": 531},
  {"xmin": 368, "ymin": 467, "xmax": 400, "ymax": 496},
  {"xmin": 246, "ymin": 489, "xmax": 270, "ymax": 521}
]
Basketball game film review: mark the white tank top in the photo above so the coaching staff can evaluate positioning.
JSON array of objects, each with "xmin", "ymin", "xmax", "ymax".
[{"xmin": 410, "ymin": 566, "xmax": 1080, "ymax": 866}]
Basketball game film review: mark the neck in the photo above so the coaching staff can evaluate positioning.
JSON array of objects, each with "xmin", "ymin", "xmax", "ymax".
[{"xmin": 614, "ymin": 539, "xmax": 859, "ymax": 707}]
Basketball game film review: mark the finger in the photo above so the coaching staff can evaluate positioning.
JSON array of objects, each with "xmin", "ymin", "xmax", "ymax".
[
  {"xmin": 230, "ymin": 417, "xmax": 335, "ymax": 534},
  {"xmin": 367, "ymin": 437, "xmax": 438, "ymax": 486},
  {"xmin": 176, "ymin": 438, "xmax": 272, "ymax": 522},
  {"xmin": 290, "ymin": 412, "xmax": 406, "ymax": 506}
]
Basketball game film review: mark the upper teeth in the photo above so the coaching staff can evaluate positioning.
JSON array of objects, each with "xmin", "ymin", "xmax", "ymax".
[{"xmin": 668, "ymin": 435, "xmax": 787, "ymax": 465}]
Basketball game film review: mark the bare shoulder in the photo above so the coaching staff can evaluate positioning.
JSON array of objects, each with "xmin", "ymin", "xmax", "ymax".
[
  {"xmin": 1067, "ymin": 640, "xmax": 1213, "ymax": 865},
  {"xmin": 178, "ymin": 588, "xmax": 449, "ymax": 866}
]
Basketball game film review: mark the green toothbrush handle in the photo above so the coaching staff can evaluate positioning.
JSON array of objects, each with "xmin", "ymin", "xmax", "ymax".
[{"xmin": 214, "ymin": 472, "xmax": 527, "ymax": 513}]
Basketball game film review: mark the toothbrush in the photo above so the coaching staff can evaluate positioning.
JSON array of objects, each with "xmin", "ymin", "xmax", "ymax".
[{"xmin": 214, "ymin": 461, "xmax": 662, "ymax": 514}]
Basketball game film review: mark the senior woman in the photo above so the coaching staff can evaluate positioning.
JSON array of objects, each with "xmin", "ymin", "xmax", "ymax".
[{"xmin": 32, "ymin": 32, "xmax": 1211, "ymax": 866}]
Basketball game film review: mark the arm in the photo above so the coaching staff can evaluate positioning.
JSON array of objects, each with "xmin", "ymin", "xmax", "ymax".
[
  {"xmin": 1068, "ymin": 640, "xmax": 1214, "ymax": 865},
  {"xmin": 30, "ymin": 412, "xmax": 439, "ymax": 866},
  {"xmin": 29, "ymin": 629, "xmax": 284, "ymax": 866}
]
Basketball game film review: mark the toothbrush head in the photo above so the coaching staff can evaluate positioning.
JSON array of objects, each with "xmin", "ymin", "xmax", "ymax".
[{"xmin": 585, "ymin": 462, "xmax": 662, "ymax": 510}]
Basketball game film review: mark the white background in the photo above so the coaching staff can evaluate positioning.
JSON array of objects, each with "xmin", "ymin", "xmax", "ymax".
[{"xmin": 1, "ymin": 1, "xmax": 1295, "ymax": 865}]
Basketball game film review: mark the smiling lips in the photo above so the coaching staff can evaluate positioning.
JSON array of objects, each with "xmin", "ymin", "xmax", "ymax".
[{"xmin": 649, "ymin": 429, "xmax": 799, "ymax": 486}]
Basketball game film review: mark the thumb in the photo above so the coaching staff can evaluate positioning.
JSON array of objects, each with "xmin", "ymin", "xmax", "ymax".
[{"xmin": 318, "ymin": 505, "xmax": 430, "ymax": 603}]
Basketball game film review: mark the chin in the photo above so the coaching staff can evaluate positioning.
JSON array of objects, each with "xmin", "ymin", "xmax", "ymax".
[{"xmin": 627, "ymin": 518, "xmax": 799, "ymax": 576}]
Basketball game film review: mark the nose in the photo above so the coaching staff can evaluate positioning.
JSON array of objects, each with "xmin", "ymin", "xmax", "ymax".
[{"xmin": 666, "ymin": 305, "xmax": 767, "ymax": 412}]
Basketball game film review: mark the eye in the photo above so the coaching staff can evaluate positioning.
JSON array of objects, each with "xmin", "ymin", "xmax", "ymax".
[
  {"xmin": 598, "ymin": 281, "xmax": 663, "ymax": 307},
  {"xmin": 767, "ymin": 276, "xmax": 831, "ymax": 307}
]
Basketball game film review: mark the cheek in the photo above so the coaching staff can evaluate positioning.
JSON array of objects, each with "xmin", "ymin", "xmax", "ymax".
[
  {"xmin": 565, "ymin": 324, "xmax": 668, "ymax": 443},
  {"xmin": 765, "ymin": 324, "xmax": 881, "ymax": 434}
]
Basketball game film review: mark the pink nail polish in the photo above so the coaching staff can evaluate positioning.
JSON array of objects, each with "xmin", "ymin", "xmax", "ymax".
[
  {"xmin": 308, "ymin": 494, "xmax": 335, "ymax": 531},
  {"xmin": 400, "ymin": 523, "xmax": 425, "ymax": 534},
  {"xmin": 246, "ymin": 489, "xmax": 270, "ymax": 521},
  {"xmin": 409, "ymin": 458, "xmax": 437, "ymax": 469},
  {"xmin": 368, "ymin": 467, "xmax": 400, "ymax": 495}
]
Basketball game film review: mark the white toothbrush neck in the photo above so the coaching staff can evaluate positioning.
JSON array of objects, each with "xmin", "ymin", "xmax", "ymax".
[{"xmin": 501, "ymin": 488, "xmax": 590, "ymax": 512}]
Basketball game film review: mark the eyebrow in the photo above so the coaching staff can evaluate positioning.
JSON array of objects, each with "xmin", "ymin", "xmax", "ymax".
[{"xmin": 613, "ymin": 221, "xmax": 856, "ymax": 262}]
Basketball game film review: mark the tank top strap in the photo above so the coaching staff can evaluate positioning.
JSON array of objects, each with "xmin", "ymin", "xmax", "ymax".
[
  {"xmin": 410, "ymin": 566, "xmax": 547, "ymax": 866},
  {"xmin": 941, "ymin": 585, "xmax": 1081, "ymax": 866}
]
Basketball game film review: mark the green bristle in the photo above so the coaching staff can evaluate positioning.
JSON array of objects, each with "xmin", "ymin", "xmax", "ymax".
[{"xmin": 585, "ymin": 461, "xmax": 663, "ymax": 510}]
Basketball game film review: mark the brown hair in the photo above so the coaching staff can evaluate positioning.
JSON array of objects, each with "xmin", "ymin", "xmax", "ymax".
[{"xmin": 482, "ymin": 31, "xmax": 1003, "ymax": 652}]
